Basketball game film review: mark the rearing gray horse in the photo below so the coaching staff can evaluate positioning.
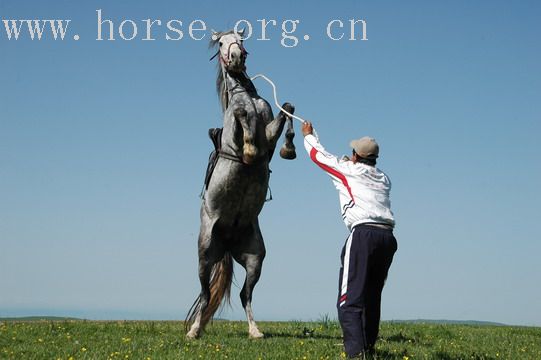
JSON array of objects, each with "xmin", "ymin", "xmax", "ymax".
[{"xmin": 186, "ymin": 30, "xmax": 296, "ymax": 339}]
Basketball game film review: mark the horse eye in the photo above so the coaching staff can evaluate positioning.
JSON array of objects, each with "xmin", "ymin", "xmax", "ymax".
[{"xmin": 219, "ymin": 42, "xmax": 223, "ymax": 47}]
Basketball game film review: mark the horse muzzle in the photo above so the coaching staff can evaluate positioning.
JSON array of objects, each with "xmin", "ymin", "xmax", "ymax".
[{"xmin": 225, "ymin": 55, "xmax": 246, "ymax": 73}]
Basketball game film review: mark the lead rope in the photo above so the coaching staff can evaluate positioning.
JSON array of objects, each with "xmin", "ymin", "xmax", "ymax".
[
  {"xmin": 248, "ymin": 72, "xmax": 319, "ymax": 203},
  {"xmin": 247, "ymin": 72, "xmax": 319, "ymax": 141}
]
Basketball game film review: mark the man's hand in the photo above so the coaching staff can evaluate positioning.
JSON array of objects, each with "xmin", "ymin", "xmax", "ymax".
[{"xmin": 302, "ymin": 121, "xmax": 313, "ymax": 137}]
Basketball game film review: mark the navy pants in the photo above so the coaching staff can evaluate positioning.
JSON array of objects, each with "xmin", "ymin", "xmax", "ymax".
[{"xmin": 337, "ymin": 224, "xmax": 397, "ymax": 357}]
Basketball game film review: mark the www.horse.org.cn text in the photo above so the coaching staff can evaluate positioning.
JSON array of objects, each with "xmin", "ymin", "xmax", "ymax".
[{"xmin": 1, "ymin": 9, "xmax": 368, "ymax": 47}]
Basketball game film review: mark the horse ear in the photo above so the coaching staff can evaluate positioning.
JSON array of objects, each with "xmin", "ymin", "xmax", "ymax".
[
  {"xmin": 237, "ymin": 28, "xmax": 245, "ymax": 38},
  {"xmin": 211, "ymin": 29, "xmax": 219, "ymax": 41}
]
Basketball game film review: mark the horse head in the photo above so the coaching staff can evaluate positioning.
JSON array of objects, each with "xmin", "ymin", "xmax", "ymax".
[{"xmin": 211, "ymin": 30, "xmax": 248, "ymax": 74}]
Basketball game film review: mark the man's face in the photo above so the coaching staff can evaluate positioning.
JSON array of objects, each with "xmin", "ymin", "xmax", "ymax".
[{"xmin": 351, "ymin": 150, "xmax": 359, "ymax": 163}]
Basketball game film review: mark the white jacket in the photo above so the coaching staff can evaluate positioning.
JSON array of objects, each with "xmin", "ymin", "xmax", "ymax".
[{"xmin": 304, "ymin": 134, "xmax": 395, "ymax": 231}]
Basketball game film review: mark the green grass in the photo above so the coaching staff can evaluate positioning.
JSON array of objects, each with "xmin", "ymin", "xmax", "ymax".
[{"xmin": 1, "ymin": 320, "xmax": 540, "ymax": 359}]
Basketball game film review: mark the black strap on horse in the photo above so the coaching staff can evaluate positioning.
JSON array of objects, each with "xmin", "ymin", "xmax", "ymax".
[
  {"xmin": 218, "ymin": 150, "xmax": 243, "ymax": 163},
  {"xmin": 203, "ymin": 128, "xmax": 223, "ymax": 191}
]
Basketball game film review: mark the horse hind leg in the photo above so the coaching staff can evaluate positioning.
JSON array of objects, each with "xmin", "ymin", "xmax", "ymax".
[
  {"xmin": 187, "ymin": 254, "xmax": 233, "ymax": 339},
  {"xmin": 186, "ymin": 256, "xmax": 212, "ymax": 339},
  {"xmin": 239, "ymin": 254, "xmax": 265, "ymax": 338},
  {"xmin": 233, "ymin": 223, "xmax": 266, "ymax": 338},
  {"xmin": 186, "ymin": 216, "xmax": 230, "ymax": 339}
]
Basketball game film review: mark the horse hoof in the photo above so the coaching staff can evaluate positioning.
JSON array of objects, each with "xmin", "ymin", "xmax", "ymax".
[
  {"xmin": 249, "ymin": 329, "xmax": 264, "ymax": 339},
  {"xmin": 280, "ymin": 146, "xmax": 297, "ymax": 160},
  {"xmin": 243, "ymin": 144, "xmax": 258, "ymax": 164},
  {"xmin": 282, "ymin": 102, "xmax": 295, "ymax": 115},
  {"xmin": 186, "ymin": 330, "xmax": 200, "ymax": 340}
]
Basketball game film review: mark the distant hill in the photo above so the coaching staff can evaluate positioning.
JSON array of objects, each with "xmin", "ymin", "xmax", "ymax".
[
  {"xmin": 0, "ymin": 316, "xmax": 81, "ymax": 322},
  {"xmin": 388, "ymin": 319, "xmax": 507, "ymax": 326}
]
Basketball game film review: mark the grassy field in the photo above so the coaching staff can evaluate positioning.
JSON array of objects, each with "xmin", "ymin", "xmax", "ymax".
[{"xmin": 1, "ymin": 319, "xmax": 540, "ymax": 359}]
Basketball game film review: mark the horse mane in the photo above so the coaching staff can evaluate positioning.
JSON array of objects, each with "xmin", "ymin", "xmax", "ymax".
[{"xmin": 209, "ymin": 30, "xmax": 236, "ymax": 113}]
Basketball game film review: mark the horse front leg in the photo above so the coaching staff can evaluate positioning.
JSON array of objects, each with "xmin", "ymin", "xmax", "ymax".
[
  {"xmin": 265, "ymin": 103, "xmax": 296, "ymax": 159},
  {"xmin": 234, "ymin": 107, "xmax": 258, "ymax": 165},
  {"xmin": 279, "ymin": 117, "xmax": 296, "ymax": 159}
]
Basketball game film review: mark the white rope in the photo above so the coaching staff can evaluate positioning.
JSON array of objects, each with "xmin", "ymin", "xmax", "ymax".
[{"xmin": 249, "ymin": 73, "xmax": 319, "ymax": 140}]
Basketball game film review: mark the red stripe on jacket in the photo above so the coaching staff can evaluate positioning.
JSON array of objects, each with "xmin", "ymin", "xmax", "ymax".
[{"xmin": 309, "ymin": 147, "xmax": 355, "ymax": 203}]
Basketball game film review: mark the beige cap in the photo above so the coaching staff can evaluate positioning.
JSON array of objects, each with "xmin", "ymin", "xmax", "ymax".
[{"xmin": 350, "ymin": 136, "xmax": 379, "ymax": 159}]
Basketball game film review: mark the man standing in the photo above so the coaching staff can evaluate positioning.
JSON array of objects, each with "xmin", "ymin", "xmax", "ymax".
[{"xmin": 302, "ymin": 121, "xmax": 397, "ymax": 358}]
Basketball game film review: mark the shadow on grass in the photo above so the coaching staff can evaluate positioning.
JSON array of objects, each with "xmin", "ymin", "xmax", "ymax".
[
  {"xmin": 382, "ymin": 332, "xmax": 416, "ymax": 343},
  {"xmin": 379, "ymin": 334, "xmax": 498, "ymax": 360},
  {"xmin": 263, "ymin": 331, "xmax": 342, "ymax": 340},
  {"xmin": 374, "ymin": 349, "xmax": 401, "ymax": 359},
  {"xmin": 433, "ymin": 352, "xmax": 497, "ymax": 360}
]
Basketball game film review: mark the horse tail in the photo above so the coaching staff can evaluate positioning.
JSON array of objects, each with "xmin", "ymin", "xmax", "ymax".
[{"xmin": 185, "ymin": 253, "xmax": 233, "ymax": 332}]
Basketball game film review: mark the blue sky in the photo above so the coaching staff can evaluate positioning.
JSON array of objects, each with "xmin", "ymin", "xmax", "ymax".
[{"xmin": 1, "ymin": 1, "xmax": 540, "ymax": 326}]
